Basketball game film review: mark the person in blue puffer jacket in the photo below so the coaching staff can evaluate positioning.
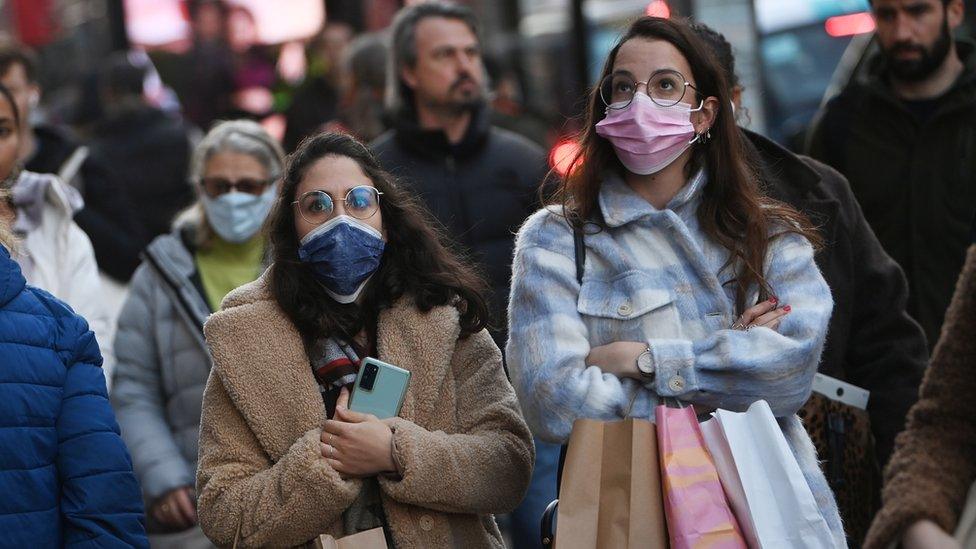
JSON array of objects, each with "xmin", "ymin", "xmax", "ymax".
[{"xmin": 0, "ymin": 224, "xmax": 148, "ymax": 545}]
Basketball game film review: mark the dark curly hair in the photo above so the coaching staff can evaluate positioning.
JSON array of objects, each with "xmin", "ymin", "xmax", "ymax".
[{"xmin": 267, "ymin": 132, "xmax": 489, "ymax": 349}]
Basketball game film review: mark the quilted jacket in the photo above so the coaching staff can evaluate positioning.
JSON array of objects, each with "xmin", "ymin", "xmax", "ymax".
[{"xmin": 0, "ymin": 245, "xmax": 147, "ymax": 547}]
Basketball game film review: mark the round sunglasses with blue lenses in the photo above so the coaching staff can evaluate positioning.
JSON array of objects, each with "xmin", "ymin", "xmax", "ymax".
[{"xmin": 293, "ymin": 185, "xmax": 384, "ymax": 224}]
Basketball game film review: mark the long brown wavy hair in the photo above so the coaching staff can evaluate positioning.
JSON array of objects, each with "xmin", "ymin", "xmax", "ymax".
[
  {"xmin": 267, "ymin": 132, "xmax": 489, "ymax": 349},
  {"xmin": 556, "ymin": 17, "xmax": 822, "ymax": 312}
]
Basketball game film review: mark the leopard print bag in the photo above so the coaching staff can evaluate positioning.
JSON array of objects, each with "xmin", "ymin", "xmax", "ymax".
[{"xmin": 798, "ymin": 393, "xmax": 881, "ymax": 548}]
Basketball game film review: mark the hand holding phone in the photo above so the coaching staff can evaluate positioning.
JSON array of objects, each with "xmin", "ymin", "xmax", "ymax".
[{"xmin": 321, "ymin": 386, "xmax": 398, "ymax": 477}]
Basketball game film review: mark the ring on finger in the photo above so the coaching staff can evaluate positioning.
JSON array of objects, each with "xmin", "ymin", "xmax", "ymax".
[
  {"xmin": 730, "ymin": 321, "xmax": 746, "ymax": 330},
  {"xmin": 329, "ymin": 445, "xmax": 334, "ymax": 458}
]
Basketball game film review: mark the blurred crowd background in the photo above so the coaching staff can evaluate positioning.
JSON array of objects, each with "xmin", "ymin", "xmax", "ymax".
[
  {"xmin": 8, "ymin": 0, "xmax": 976, "ymax": 174},
  {"xmin": 2, "ymin": 1, "xmax": 975, "ymax": 547}
]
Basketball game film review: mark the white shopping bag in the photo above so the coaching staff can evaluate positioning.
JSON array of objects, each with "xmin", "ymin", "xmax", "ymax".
[{"xmin": 700, "ymin": 400, "xmax": 836, "ymax": 549}]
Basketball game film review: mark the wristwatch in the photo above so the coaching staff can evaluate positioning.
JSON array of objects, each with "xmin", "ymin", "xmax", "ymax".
[{"xmin": 636, "ymin": 345, "xmax": 654, "ymax": 379}]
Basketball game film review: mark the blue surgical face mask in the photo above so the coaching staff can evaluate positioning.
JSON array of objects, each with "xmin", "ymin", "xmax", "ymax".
[
  {"xmin": 203, "ymin": 185, "xmax": 277, "ymax": 243},
  {"xmin": 298, "ymin": 215, "xmax": 386, "ymax": 304}
]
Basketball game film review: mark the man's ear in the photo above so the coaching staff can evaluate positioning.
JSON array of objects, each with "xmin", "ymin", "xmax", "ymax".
[
  {"xmin": 400, "ymin": 64, "xmax": 419, "ymax": 90},
  {"xmin": 948, "ymin": 0, "xmax": 965, "ymax": 30}
]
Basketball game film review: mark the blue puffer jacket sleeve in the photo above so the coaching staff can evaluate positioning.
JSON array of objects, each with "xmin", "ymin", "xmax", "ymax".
[{"xmin": 56, "ymin": 308, "xmax": 148, "ymax": 548}]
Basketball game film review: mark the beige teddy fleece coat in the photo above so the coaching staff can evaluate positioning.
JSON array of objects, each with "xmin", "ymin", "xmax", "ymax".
[{"xmin": 195, "ymin": 273, "xmax": 535, "ymax": 548}]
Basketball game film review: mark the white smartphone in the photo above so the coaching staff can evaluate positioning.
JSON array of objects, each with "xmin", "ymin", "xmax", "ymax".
[{"xmin": 812, "ymin": 373, "xmax": 870, "ymax": 410}]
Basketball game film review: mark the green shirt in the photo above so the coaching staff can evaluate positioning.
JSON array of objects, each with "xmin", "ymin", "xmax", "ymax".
[{"xmin": 195, "ymin": 234, "xmax": 265, "ymax": 312}]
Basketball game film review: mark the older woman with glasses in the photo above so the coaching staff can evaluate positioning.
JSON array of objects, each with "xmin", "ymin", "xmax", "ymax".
[
  {"xmin": 111, "ymin": 120, "xmax": 283, "ymax": 548},
  {"xmin": 195, "ymin": 132, "xmax": 533, "ymax": 547}
]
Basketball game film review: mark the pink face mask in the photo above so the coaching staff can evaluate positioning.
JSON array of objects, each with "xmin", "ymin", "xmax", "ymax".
[{"xmin": 595, "ymin": 93, "xmax": 704, "ymax": 175}]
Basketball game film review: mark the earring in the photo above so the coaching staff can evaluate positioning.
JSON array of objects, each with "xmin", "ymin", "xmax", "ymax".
[{"xmin": 694, "ymin": 129, "xmax": 712, "ymax": 145}]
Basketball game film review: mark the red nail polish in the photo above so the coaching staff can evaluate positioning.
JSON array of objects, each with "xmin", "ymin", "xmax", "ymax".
[
  {"xmin": 769, "ymin": 296, "xmax": 778, "ymax": 304},
  {"xmin": 783, "ymin": 305, "xmax": 791, "ymax": 313}
]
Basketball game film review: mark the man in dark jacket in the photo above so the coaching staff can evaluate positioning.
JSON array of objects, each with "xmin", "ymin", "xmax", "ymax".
[
  {"xmin": 370, "ymin": 2, "xmax": 547, "ymax": 350},
  {"xmin": 89, "ymin": 52, "xmax": 195, "ymax": 245},
  {"xmin": 0, "ymin": 41, "xmax": 145, "ymax": 282},
  {"xmin": 751, "ymin": 130, "xmax": 927, "ymax": 467},
  {"xmin": 284, "ymin": 22, "xmax": 352, "ymax": 152},
  {"xmin": 694, "ymin": 22, "xmax": 929, "ymax": 545},
  {"xmin": 807, "ymin": 0, "xmax": 975, "ymax": 349},
  {"xmin": 369, "ymin": 4, "xmax": 548, "ymax": 547}
]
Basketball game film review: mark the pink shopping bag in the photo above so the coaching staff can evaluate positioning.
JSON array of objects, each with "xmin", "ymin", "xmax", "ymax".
[{"xmin": 656, "ymin": 404, "xmax": 748, "ymax": 549}]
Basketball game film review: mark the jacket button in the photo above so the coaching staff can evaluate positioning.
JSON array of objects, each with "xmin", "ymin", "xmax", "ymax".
[
  {"xmin": 668, "ymin": 376, "xmax": 685, "ymax": 392},
  {"xmin": 617, "ymin": 303, "xmax": 633, "ymax": 316},
  {"xmin": 419, "ymin": 514, "xmax": 434, "ymax": 531}
]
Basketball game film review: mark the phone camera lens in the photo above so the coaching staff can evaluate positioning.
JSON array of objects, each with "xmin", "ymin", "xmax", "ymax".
[{"xmin": 360, "ymin": 363, "xmax": 378, "ymax": 390}]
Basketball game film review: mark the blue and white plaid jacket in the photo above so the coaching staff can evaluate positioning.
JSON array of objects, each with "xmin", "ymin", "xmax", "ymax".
[{"xmin": 507, "ymin": 169, "xmax": 846, "ymax": 546}]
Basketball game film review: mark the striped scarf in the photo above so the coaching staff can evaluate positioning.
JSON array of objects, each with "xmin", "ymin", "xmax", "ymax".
[
  {"xmin": 311, "ymin": 336, "xmax": 393, "ymax": 542},
  {"xmin": 310, "ymin": 337, "xmax": 364, "ymax": 417}
]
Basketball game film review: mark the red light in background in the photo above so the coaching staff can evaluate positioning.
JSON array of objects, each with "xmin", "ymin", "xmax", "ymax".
[
  {"xmin": 645, "ymin": 0, "xmax": 671, "ymax": 19},
  {"xmin": 549, "ymin": 139, "xmax": 583, "ymax": 177},
  {"xmin": 825, "ymin": 12, "xmax": 875, "ymax": 37}
]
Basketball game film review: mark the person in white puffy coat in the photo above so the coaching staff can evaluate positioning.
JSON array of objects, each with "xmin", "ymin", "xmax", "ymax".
[{"xmin": 5, "ymin": 169, "xmax": 114, "ymax": 383}]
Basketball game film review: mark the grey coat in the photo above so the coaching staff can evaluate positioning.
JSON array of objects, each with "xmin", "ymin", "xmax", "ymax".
[{"xmin": 111, "ymin": 229, "xmax": 212, "ymax": 501}]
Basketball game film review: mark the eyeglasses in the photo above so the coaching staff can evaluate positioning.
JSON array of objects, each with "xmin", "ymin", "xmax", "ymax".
[
  {"xmin": 201, "ymin": 177, "xmax": 273, "ymax": 198},
  {"xmin": 293, "ymin": 185, "xmax": 384, "ymax": 224},
  {"xmin": 599, "ymin": 69, "xmax": 700, "ymax": 109}
]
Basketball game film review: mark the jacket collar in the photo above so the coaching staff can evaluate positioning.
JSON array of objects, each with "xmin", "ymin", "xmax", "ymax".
[
  {"xmin": 741, "ymin": 129, "xmax": 821, "ymax": 195},
  {"xmin": 598, "ymin": 167, "xmax": 706, "ymax": 228},
  {"xmin": 10, "ymin": 171, "xmax": 83, "ymax": 235},
  {"xmin": 0, "ymin": 245, "xmax": 26, "ymax": 308},
  {"xmin": 93, "ymin": 104, "xmax": 169, "ymax": 136},
  {"xmin": 143, "ymin": 227, "xmax": 212, "ymax": 332},
  {"xmin": 742, "ymin": 129, "xmax": 842, "ymax": 246},
  {"xmin": 145, "ymin": 228, "xmax": 198, "ymax": 286},
  {"xmin": 862, "ymin": 39, "xmax": 976, "ymax": 114},
  {"xmin": 209, "ymin": 272, "xmax": 462, "ymax": 459},
  {"xmin": 391, "ymin": 102, "xmax": 491, "ymax": 160}
]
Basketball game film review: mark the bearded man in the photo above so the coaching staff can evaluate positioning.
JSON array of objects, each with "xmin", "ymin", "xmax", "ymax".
[{"xmin": 808, "ymin": 0, "xmax": 976, "ymax": 349}]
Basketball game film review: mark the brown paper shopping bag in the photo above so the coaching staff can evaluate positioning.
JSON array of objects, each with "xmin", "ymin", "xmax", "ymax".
[
  {"xmin": 554, "ymin": 418, "xmax": 668, "ymax": 548},
  {"xmin": 314, "ymin": 527, "xmax": 388, "ymax": 549}
]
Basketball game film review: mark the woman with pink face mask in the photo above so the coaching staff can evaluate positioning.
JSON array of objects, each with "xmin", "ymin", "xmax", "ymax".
[{"xmin": 507, "ymin": 16, "xmax": 846, "ymax": 546}]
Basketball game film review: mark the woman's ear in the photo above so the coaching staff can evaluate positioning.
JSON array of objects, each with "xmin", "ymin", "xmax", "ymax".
[{"xmin": 692, "ymin": 96, "xmax": 721, "ymax": 135}]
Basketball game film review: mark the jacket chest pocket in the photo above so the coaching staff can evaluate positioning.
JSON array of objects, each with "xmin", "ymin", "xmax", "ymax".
[{"xmin": 577, "ymin": 271, "xmax": 682, "ymax": 343}]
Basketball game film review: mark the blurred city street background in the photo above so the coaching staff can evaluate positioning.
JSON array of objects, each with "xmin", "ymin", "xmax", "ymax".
[{"xmin": 8, "ymin": 0, "xmax": 974, "ymax": 165}]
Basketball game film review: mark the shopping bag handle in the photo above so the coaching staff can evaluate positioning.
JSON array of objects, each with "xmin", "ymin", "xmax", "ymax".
[
  {"xmin": 664, "ymin": 396, "xmax": 687, "ymax": 409},
  {"xmin": 540, "ymin": 499, "xmax": 558, "ymax": 547}
]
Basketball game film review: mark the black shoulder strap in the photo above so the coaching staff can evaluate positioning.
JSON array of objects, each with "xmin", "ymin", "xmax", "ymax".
[
  {"xmin": 573, "ymin": 225, "xmax": 586, "ymax": 284},
  {"xmin": 557, "ymin": 225, "xmax": 585, "ymax": 495}
]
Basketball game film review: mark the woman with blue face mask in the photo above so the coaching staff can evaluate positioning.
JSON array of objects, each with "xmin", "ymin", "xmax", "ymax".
[
  {"xmin": 111, "ymin": 120, "xmax": 283, "ymax": 548},
  {"xmin": 194, "ymin": 132, "xmax": 534, "ymax": 548}
]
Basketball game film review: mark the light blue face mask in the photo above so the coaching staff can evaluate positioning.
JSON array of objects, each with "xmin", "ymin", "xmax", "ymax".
[{"xmin": 202, "ymin": 185, "xmax": 277, "ymax": 243}]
